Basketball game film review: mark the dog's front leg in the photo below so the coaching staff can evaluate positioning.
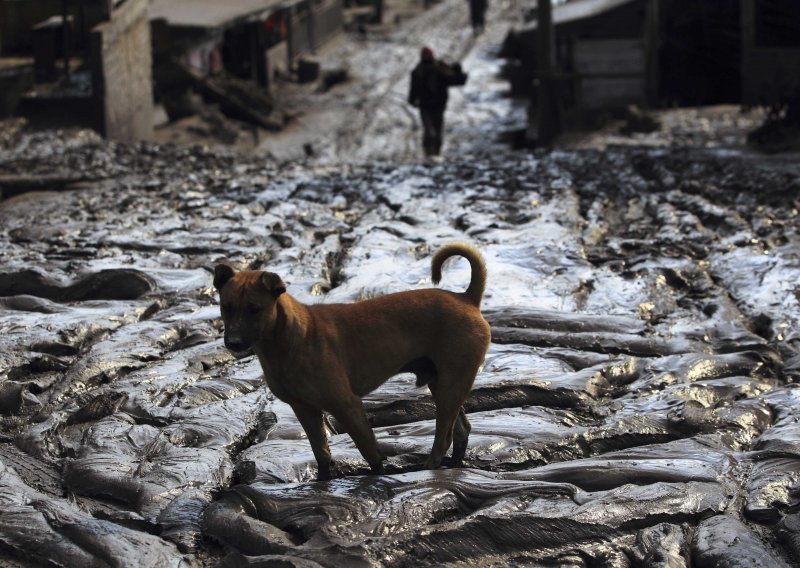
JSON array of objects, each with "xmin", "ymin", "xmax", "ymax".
[
  {"xmin": 291, "ymin": 401, "xmax": 334, "ymax": 481},
  {"xmin": 329, "ymin": 395, "xmax": 385, "ymax": 476}
]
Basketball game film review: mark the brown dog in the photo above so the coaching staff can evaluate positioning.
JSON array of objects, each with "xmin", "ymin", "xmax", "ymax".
[{"xmin": 213, "ymin": 242, "xmax": 490, "ymax": 480}]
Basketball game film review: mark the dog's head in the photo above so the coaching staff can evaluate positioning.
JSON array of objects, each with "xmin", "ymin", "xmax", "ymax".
[{"xmin": 213, "ymin": 264, "xmax": 286, "ymax": 353}]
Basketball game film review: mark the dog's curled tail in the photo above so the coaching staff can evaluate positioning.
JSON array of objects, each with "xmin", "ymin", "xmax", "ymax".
[{"xmin": 431, "ymin": 242, "xmax": 487, "ymax": 307}]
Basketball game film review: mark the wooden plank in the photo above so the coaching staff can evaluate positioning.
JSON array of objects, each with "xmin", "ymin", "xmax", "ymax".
[
  {"xmin": 573, "ymin": 38, "xmax": 645, "ymax": 75},
  {"xmin": 579, "ymin": 76, "xmax": 645, "ymax": 108}
]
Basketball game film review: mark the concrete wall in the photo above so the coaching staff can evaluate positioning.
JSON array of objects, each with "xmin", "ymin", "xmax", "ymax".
[{"xmin": 91, "ymin": 0, "xmax": 153, "ymax": 142}]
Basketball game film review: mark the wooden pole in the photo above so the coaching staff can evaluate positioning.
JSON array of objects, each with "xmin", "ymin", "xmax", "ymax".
[
  {"xmin": 533, "ymin": 0, "xmax": 562, "ymax": 146},
  {"xmin": 62, "ymin": 0, "xmax": 71, "ymax": 82}
]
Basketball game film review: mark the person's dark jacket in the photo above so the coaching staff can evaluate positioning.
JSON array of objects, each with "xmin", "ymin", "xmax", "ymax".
[{"xmin": 408, "ymin": 60, "xmax": 455, "ymax": 110}]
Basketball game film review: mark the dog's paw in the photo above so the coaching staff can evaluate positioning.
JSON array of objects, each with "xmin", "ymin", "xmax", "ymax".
[
  {"xmin": 441, "ymin": 455, "xmax": 468, "ymax": 469},
  {"xmin": 423, "ymin": 456, "xmax": 444, "ymax": 470},
  {"xmin": 316, "ymin": 462, "xmax": 334, "ymax": 481}
]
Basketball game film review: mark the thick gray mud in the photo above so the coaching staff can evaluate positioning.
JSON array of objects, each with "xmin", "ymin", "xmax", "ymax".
[
  {"xmin": 2, "ymin": 0, "xmax": 800, "ymax": 561},
  {"xmin": 1, "ymin": 130, "xmax": 799, "ymax": 565}
]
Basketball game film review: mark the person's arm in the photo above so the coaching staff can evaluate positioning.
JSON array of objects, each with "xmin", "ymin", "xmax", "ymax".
[
  {"xmin": 440, "ymin": 61, "xmax": 467, "ymax": 86},
  {"xmin": 438, "ymin": 61, "xmax": 457, "ymax": 86}
]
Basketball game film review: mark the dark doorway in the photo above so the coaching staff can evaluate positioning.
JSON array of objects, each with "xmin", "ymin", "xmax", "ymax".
[
  {"xmin": 754, "ymin": 0, "xmax": 800, "ymax": 47},
  {"xmin": 222, "ymin": 26, "xmax": 256, "ymax": 80},
  {"xmin": 658, "ymin": 0, "xmax": 741, "ymax": 106}
]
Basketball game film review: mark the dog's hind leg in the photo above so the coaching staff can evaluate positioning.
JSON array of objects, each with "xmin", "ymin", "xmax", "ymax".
[
  {"xmin": 329, "ymin": 395, "xmax": 386, "ymax": 475},
  {"xmin": 425, "ymin": 353, "xmax": 482, "ymax": 469},
  {"xmin": 424, "ymin": 377, "xmax": 469, "ymax": 469},
  {"xmin": 291, "ymin": 401, "xmax": 334, "ymax": 480},
  {"xmin": 425, "ymin": 398, "xmax": 459, "ymax": 469},
  {"xmin": 450, "ymin": 408, "xmax": 471, "ymax": 466}
]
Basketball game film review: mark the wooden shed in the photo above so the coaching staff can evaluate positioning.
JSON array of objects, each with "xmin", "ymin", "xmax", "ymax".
[
  {"xmin": 150, "ymin": 0, "xmax": 344, "ymax": 90},
  {"xmin": 502, "ymin": 0, "xmax": 745, "ymax": 113},
  {"xmin": 501, "ymin": 0, "xmax": 656, "ymax": 110}
]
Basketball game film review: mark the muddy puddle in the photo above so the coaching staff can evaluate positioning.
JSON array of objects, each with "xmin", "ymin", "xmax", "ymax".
[{"xmin": 0, "ymin": 124, "xmax": 799, "ymax": 566}]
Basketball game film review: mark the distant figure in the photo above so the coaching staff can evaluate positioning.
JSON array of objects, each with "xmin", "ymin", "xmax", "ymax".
[
  {"xmin": 408, "ymin": 46, "xmax": 467, "ymax": 159},
  {"xmin": 468, "ymin": 0, "xmax": 487, "ymax": 34}
]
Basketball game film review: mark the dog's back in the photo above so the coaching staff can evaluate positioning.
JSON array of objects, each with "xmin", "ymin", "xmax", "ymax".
[{"xmin": 305, "ymin": 243, "xmax": 490, "ymax": 395}]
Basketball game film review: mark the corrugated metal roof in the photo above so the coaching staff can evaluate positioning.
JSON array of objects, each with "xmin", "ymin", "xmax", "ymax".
[
  {"xmin": 510, "ymin": 0, "xmax": 640, "ymax": 34},
  {"xmin": 553, "ymin": 0, "xmax": 641, "ymax": 24},
  {"xmin": 553, "ymin": 0, "xmax": 638, "ymax": 24},
  {"xmin": 149, "ymin": 0, "xmax": 291, "ymax": 29}
]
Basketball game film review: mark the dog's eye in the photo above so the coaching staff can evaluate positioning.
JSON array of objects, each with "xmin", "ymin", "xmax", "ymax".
[{"xmin": 247, "ymin": 303, "xmax": 262, "ymax": 314}]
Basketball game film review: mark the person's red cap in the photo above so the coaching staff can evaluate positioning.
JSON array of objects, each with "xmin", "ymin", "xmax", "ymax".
[{"xmin": 420, "ymin": 46, "xmax": 434, "ymax": 60}]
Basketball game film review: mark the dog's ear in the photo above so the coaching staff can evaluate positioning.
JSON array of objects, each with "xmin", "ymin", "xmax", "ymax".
[
  {"xmin": 214, "ymin": 264, "xmax": 235, "ymax": 290},
  {"xmin": 260, "ymin": 272, "xmax": 286, "ymax": 298}
]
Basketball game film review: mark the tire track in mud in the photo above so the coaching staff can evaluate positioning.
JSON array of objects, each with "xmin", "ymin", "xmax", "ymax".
[
  {"xmin": 573, "ymin": 149, "xmax": 799, "ymax": 369},
  {"xmin": 255, "ymin": 0, "xmax": 509, "ymax": 164},
  {"xmin": 322, "ymin": 0, "xmax": 520, "ymax": 163},
  {"xmin": 1, "ymin": 145, "xmax": 799, "ymax": 566},
  {"xmin": 328, "ymin": 0, "xmax": 476, "ymax": 163}
]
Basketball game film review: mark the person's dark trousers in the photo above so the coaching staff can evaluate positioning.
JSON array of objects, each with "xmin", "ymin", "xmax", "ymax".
[{"xmin": 420, "ymin": 107, "xmax": 445, "ymax": 156}]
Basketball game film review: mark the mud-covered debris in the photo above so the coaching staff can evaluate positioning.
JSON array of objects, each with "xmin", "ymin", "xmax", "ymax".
[
  {"xmin": 692, "ymin": 515, "xmax": 792, "ymax": 567},
  {"xmin": 0, "ymin": 268, "xmax": 156, "ymax": 301}
]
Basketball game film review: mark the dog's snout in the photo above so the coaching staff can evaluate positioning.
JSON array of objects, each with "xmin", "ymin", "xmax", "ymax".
[{"xmin": 224, "ymin": 334, "xmax": 249, "ymax": 353}]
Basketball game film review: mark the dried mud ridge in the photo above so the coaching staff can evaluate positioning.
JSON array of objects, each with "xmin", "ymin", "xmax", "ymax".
[{"xmin": 1, "ymin": 135, "xmax": 799, "ymax": 566}]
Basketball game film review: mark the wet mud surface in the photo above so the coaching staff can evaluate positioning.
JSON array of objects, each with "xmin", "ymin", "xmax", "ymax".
[
  {"xmin": 2, "ymin": 2, "xmax": 800, "ymax": 566},
  {"xmin": 1, "ymin": 135, "xmax": 799, "ymax": 565}
]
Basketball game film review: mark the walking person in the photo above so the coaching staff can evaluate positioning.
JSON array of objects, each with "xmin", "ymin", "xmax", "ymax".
[{"xmin": 408, "ymin": 46, "xmax": 467, "ymax": 160}]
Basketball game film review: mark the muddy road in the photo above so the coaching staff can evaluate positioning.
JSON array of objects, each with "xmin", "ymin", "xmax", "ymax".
[{"xmin": 2, "ymin": 1, "xmax": 800, "ymax": 566}]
